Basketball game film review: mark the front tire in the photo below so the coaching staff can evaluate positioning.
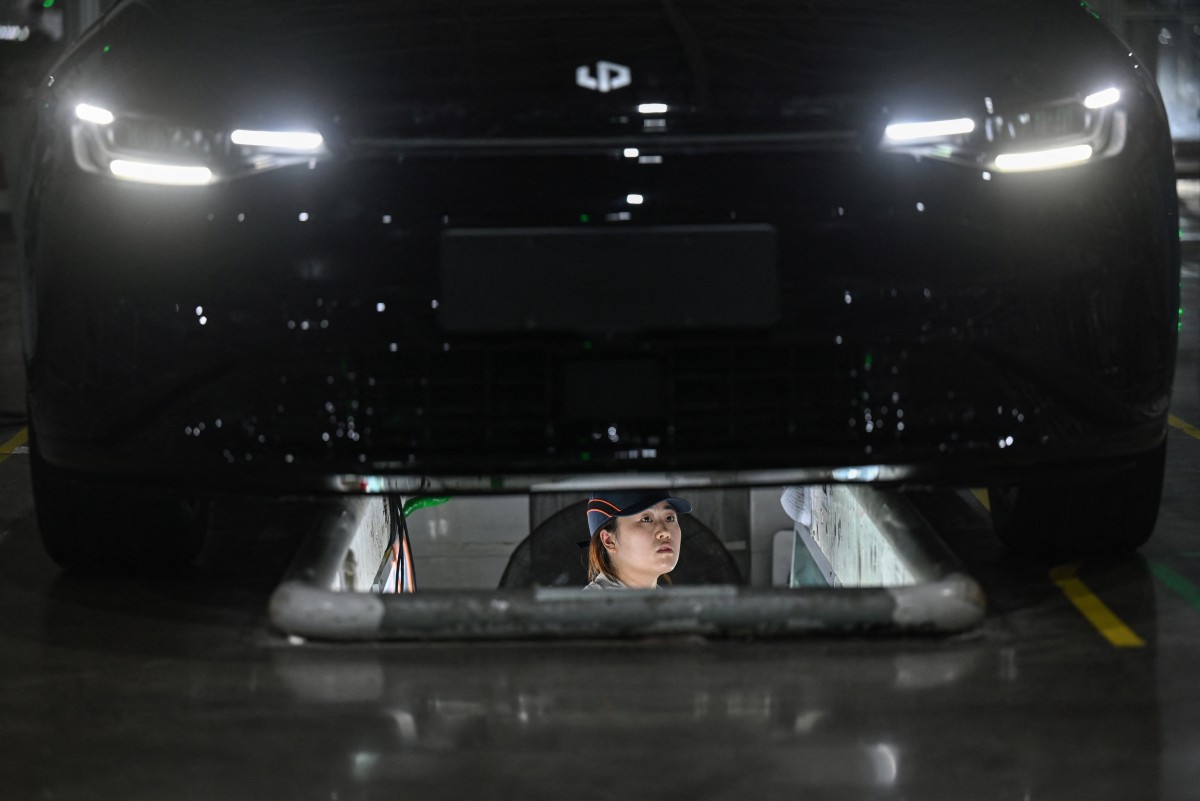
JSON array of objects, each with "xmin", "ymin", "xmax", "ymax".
[{"xmin": 988, "ymin": 440, "xmax": 1166, "ymax": 561}]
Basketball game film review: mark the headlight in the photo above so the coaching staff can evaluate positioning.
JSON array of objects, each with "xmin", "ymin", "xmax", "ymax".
[
  {"xmin": 880, "ymin": 87, "xmax": 1126, "ymax": 173},
  {"xmin": 70, "ymin": 101, "xmax": 327, "ymax": 186},
  {"xmin": 884, "ymin": 118, "xmax": 976, "ymax": 142}
]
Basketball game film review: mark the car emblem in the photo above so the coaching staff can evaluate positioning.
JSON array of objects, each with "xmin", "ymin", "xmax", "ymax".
[{"xmin": 576, "ymin": 60, "xmax": 632, "ymax": 93}]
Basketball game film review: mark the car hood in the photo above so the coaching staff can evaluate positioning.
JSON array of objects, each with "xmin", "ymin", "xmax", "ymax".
[{"xmin": 71, "ymin": 0, "xmax": 1123, "ymax": 141}]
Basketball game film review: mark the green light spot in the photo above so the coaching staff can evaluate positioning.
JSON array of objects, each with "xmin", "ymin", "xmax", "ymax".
[
  {"xmin": 864, "ymin": 353, "xmax": 873, "ymax": 370},
  {"xmin": 42, "ymin": 0, "xmax": 54, "ymax": 7},
  {"xmin": 1079, "ymin": 0, "xmax": 1100, "ymax": 19},
  {"xmin": 579, "ymin": 214, "xmax": 590, "ymax": 223},
  {"xmin": 581, "ymin": 451, "xmax": 591, "ymax": 461},
  {"xmin": 582, "ymin": 340, "xmax": 593, "ymax": 351},
  {"xmin": 102, "ymin": 44, "xmax": 111, "ymax": 53}
]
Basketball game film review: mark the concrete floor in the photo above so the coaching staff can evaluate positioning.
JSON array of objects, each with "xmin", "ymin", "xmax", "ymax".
[{"xmin": 1, "ymin": 213, "xmax": 1200, "ymax": 799}]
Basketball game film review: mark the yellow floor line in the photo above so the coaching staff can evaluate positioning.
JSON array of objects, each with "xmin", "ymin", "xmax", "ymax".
[
  {"xmin": 1169, "ymin": 414, "xmax": 1200, "ymax": 441},
  {"xmin": 0, "ymin": 428, "xmax": 28, "ymax": 465},
  {"xmin": 1050, "ymin": 562, "xmax": 1146, "ymax": 648},
  {"xmin": 970, "ymin": 488, "xmax": 990, "ymax": 511}
]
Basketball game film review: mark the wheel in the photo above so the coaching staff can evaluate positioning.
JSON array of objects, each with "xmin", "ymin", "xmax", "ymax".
[
  {"xmin": 30, "ymin": 445, "xmax": 208, "ymax": 573},
  {"xmin": 988, "ymin": 440, "xmax": 1166, "ymax": 561}
]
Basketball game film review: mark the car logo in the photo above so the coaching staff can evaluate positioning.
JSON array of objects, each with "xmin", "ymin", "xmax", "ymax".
[{"xmin": 576, "ymin": 60, "xmax": 632, "ymax": 93}]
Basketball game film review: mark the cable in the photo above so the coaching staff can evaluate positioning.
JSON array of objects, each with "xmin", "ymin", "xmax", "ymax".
[{"xmin": 399, "ymin": 505, "xmax": 416, "ymax": 593}]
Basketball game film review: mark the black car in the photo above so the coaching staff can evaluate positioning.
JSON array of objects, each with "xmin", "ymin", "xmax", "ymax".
[{"xmin": 15, "ymin": 0, "xmax": 1180, "ymax": 569}]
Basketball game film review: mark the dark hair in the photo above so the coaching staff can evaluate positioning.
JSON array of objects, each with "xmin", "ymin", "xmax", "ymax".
[{"xmin": 587, "ymin": 517, "xmax": 620, "ymax": 583}]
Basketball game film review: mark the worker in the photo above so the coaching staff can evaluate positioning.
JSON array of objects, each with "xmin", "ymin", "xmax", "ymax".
[{"xmin": 582, "ymin": 491, "xmax": 692, "ymax": 590}]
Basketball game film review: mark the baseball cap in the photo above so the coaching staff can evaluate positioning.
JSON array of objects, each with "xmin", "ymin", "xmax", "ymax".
[{"xmin": 586, "ymin": 490, "xmax": 693, "ymax": 535}]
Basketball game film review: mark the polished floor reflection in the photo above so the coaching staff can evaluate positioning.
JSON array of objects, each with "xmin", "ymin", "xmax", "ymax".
[{"xmin": 0, "ymin": 223, "xmax": 1199, "ymax": 799}]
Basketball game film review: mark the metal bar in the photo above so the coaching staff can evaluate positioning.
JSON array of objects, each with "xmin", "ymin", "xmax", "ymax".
[{"xmin": 268, "ymin": 489, "xmax": 985, "ymax": 641}]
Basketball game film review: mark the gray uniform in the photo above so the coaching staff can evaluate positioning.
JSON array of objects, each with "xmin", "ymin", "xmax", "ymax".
[{"xmin": 582, "ymin": 574, "xmax": 660, "ymax": 591}]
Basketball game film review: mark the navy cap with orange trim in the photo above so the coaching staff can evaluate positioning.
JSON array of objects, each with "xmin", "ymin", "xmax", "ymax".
[{"xmin": 586, "ymin": 491, "xmax": 693, "ymax": 535}]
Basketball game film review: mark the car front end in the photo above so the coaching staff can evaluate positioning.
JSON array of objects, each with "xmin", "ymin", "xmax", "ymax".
[{"xmin": 19, "ymin": 0, "xmax": 1179, "ymax": 507}]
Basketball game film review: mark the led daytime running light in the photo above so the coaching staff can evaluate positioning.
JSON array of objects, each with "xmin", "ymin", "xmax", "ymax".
[
  {"xmin": 109, "ymin": 159, "xmax": 214, "ymax": 186},
  {"xmin": 230, "ymin": 129, "xmax": 324, "ymax": 150},
  {"xmin": 994, "ymin": 144, "xmax": 1093, "ymax": 172},
  {"xmin": 75, "ymin": 103, "xmax": 115, "ymax": 125},
  {"xmin": 1083, "ymin": 88, "xmax": 1120, "ymax": 109},
  {"xmin": 884, "ymin": 118, "xmax": 975, "ymax": 142}
]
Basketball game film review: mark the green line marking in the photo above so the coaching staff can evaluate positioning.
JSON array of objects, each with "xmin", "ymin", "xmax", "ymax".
[{"xmin": 1148, "ymin": 561, "xmax": 1200, "ymax": 614}]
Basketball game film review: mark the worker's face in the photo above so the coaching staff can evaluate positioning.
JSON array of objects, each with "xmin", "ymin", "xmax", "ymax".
[{"xmin": 600, "ymin": 501, "xmax": 682, "ymax": 588}]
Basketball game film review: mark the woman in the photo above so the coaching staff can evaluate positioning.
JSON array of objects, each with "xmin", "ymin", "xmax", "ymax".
[{"xmin": 583, "ymin": 491, "xmax": 692, "ymax": 590}]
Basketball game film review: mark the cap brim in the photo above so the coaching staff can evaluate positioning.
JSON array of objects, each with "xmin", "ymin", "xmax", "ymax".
[
  {"xmin": 614, "ymin": 495, "xmax": 692, "ymax": 516},
  {"xmin": 586, "ymin": 491, "xmax": 693, "ymax": 536}
]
